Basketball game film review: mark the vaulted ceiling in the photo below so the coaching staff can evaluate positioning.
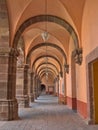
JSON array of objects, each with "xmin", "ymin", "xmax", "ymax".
[{"xmin": 6, "ymin": 0, "xmax": 86, "ymax": 81}]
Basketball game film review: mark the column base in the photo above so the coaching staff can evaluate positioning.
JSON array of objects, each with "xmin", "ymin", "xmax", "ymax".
[
  {"xmin": 17, "ymin": 95, "xmax": 29, "ymax": 108},
  {"xmin": 0, "ymin": 99, "xmax": 19, "ymax": 121}
]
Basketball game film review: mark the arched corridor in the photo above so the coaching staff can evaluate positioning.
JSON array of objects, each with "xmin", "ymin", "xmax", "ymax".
[
  {"xmin": 0, "ymin": 94, "xmax": 98, "ymax": 130},
  {"xmin": 0, "ymin": 0, "xmax": 98, "ymax": 128}
]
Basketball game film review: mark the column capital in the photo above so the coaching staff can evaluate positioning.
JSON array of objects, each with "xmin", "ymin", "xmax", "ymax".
[{"xmin": 0, "ymin": 47, "xmax": 19, "ymax": 57}]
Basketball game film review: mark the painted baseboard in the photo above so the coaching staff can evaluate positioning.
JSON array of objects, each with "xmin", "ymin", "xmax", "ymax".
[{"xmin": 67, "ymin": 96, "xmax": 87, "ymax": 118}]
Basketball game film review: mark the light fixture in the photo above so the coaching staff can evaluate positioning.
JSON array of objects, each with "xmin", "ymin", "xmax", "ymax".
[
  {"xmin": 41, "ymin": 0, "xmax": 49, "ymax": 42},
  {"xmin": 41, "ymin": 0, "xmax": 49, "ymax": 82},
  {"xmin": 41, "ymin": 31, "xmax": 49, "ymax": 42},
  {"xmin": 64, "ymin": 64, "xmax": 69, "ymax": 74}
]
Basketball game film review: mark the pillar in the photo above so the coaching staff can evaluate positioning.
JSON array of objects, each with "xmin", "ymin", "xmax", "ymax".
[
  {"xmin": 0, "ymin": 47, "xmax": 18, "ymax": 120},
  {"xmin": 58, "ymin": 72, "xmax": 67, "ymax": 105},
  {"xmin": 29, "ymin": 72, "xmax": 34, "ymax": 102},
  {"xmin": 16, "ymin": 65, "xmax": 30, "ymax": 108},
  {"xmin": 57, "ymin": 76, "xmax": 59, "ymax": 97},
  {"xmin": 53, "ymin": 78, "xmax": 57, "ymax": 95},
  {"xmin": 23, "ymin": 64, "xmax": 29, "ymax": 107},
  {"xmin": 16, "ymin": 67, "xmax": 25, "ymax": 108},
  {"xmin": 39, "ymin": 80, "xmax": 41, "ymax": 95},
  {"xmin": 38, "ymin": 79, "xmax": 41, "ymax": 96},
  {"xmin": 33, "ymin": 74, "xmax": 38, "ymax": 100},
  {"xmin": 63, "ymin": 72, "xmax": 67, "ymax": 104},
  {"xmin": 35, "ymin": 75, "xmax": 38, "ymax": 98}
]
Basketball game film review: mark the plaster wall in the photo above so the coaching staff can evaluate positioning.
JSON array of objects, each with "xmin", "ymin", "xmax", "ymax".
[
  {"xmin": 76, "ymin": 0, "xmax": 98, "ymax": 102},
  {"xmin": 66, "ymin": 36, "xmax": 75, "ymax": 98}
]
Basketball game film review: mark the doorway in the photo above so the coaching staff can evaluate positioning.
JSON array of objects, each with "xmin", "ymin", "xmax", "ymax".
[
  {"xmin": 41, "ymin": 84, "xmax": 46, "ymax": 92},
  {"xmin": 88, "ymin": 59, "xmax": 98, "ymax": 124}
]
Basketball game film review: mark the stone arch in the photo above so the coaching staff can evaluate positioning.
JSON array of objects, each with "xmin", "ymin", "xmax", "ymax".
[
  {"xmin": 32, "ymin": 54, "xmax": 62, "ymax": 74},
  {"xmin": 26, "ymin": 42, "xmax": 67, "ymax": 64},
  {"xmin": 38, "ymin": 67, "xmax": 57, "ymax": 76},
  {"xmin": 36, "ymin": 62, "xmax": 59, "ymax": 74},
  {"xmin": 13, "ymin": 15, "xmax": 79, "ymax": 49},
  {"xmin": 40, "ymin": 70, "xmax": 56, "ymax": 80}
]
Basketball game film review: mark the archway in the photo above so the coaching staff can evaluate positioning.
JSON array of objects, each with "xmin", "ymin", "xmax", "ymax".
[
  {"xmin": 41, "ymin": 84, "xmax": 46, "ymax": 92},
  {"xmin": 13, "ymin": 15, "xmax": 79, "ymax": 49},
  {"xmin": 26, "ymin": 42, "xmax": 67, "ymax": 64},
  {"xmin": 32, "ymin": 54, "xmax": 62, "ymax": 75},
  {"xmin": 36, "ymin": 62, "xmax": 59, "ymax": 74}
]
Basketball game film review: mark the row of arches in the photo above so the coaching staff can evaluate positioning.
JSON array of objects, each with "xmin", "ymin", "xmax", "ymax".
[
  {"xmin": 0, "ymin": 0, "xmax": 98, "ymax": 125},
  {"xmin": 0, "ymin": 0, "xmax": 81, "ymax": 121},
  {"xmin": 15, "ymin": 15, "xmax": 82, "ymax": 83}
]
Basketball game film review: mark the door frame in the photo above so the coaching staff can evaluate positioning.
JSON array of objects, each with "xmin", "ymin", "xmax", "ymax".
[{"xmin": 86, "ymin": 47, "xmax": 98, "ymax": 124}]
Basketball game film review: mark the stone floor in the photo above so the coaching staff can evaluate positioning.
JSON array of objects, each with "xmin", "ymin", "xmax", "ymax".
[{"xmin": 0, "ymin": 94, "xmax": 98, "ymax": 130}]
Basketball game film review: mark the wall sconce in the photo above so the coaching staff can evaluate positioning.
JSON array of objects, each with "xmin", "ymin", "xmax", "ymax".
[
  {"xmin": 64, "ymin": 64, "xmax": 69, "ymax": 74},
  {"xmin": 72, "ymin": 48, "xmax": 83, "ymax": 65}
]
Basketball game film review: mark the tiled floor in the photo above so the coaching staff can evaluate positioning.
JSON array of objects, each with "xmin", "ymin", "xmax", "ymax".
[{"xmin": 0, "ymin": 94, "xmax": 98, "ymax": 130}]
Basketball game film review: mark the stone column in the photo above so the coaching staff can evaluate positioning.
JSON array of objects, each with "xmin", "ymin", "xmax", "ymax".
[
  {"xmin": 58, "ymin": 72, "xmax": 67, "ymax": 105},
  {"xmin": 53, "ymin": 78, "xmax": 57, "ymax": 96},
  {"xmin": 39, "ymin": 80, "xmax": 41, "ymax": 95},
  {"xmin": 16, "ymin": 67, "xmax": 23, "ymax": 107},
  {"xmin": 37, "ymin": 79, "xmax": 41, "ymax": 96},
  {"xmin": 28, "ymin": 69, "xmax": 30, "ymax": 100},
  {"xmin": 16, "ymin": 67, "xmax": 24, "ymax": 108},
  {"xmin": 0, "ymin": 47, "xmax": 18, "ymax": 121},
  {"xmin": 16, "ymin": 65, "xmax": 30, "ymax": 108},
  {"xmin": 33, "ymin": 74, "xmax": 38, "ymax": 100},
  {"xmin": 36, "ymin": 75, "xmax": 39, "ymax": 98},
  {"xmin": 23, "ymin": 64, "xmax": 29, "ymax": 107},
  {"xmin": 36, "ymin": 77, "xmax": 38, "ymax": 97},
  {"xmin": 62, "ymin": 72, "xmax": 67, "ymax": 104},
  {"xmin": 57, "ymin": 76, "xmax": 59, "ymax": 97},
  {"xmin": 33, "ymin": 74, "xmax": 35, "ymax": 100},
  {"xmin": 29, "ymin": 72, "xmax": 34, "ymax": 102}
]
